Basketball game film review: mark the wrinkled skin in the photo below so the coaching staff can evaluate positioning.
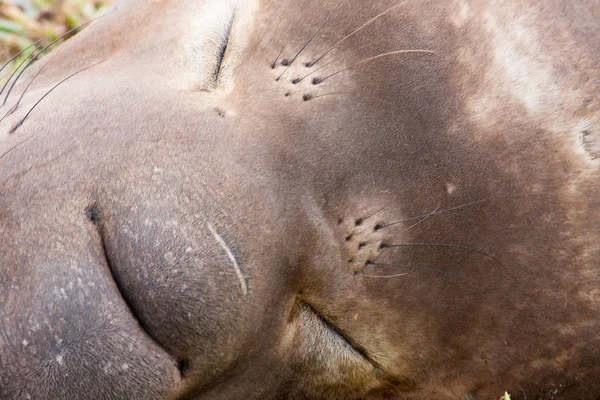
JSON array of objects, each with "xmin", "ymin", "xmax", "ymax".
[{"xmin": 1, "ymin": 0, "xmax": 599, "ymax": 399}]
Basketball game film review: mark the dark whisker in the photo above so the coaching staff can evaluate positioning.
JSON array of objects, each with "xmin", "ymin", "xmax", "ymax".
[
  {"xmin": 360, "ymin": 200, "xmax": 395, "ymax": 225},
  {"xmin": 285, "ymin": 87, "xmax": 317, "ymax": 97},
  {"xmin": 3, "ymin": 11, "xmax": 112, "ymax": 106},
  {"xmin": 366, "ymin": 260, "xmax": 455, "ymax": 275},
  {"xmin": 303, "ymin": 91, "xmax": 352, "ymax": 101},
  {"xmin": 0, "ymin": 35, "xmax": 53, "ymax": 100},
  {"xmin": 271, "ymin": 37, "xmax": 292, "ymax": 69},
  {"xmin": 313, "ymin": 49, "xmax": 434, "ymax": 84},
  {"xmin": 271, "ymin": 16, "xmax": 308, "ymax": 69},
  {"xmin": 294, "ymin": 60, "xmax": 334, "ymax": 83},
  {"xmin": 353, "ymin": 200, "xmax": 425, "ymax": 238},
  {"xmin": 353, "ymin": 200, "xmax": 394, "ymax": 236},
  {"xmin": 0, "ymin": 34, "xmax": 53, "ymax": 75},
  {"xmin": 380, "ymin": 243, "xmax": 509, "ymax": 275},
  {"xmin": 0, "ymin": 137, "xmax": 32, "ymax": 162},
  {"xmin": 12, "ymin": 61, "xmax": 105, "ymax": 132},
  {"xmin": 1, "ymin": 41, "xmax": 71, "ymax": 123},
  {"xmin": 357, "ymin": 204, "xmax": 441, "ymax": 239},
  {"xmin": 360, "ymin": 272, "xmax": 410, "ymax": 279},
  {"xmin": 375, "ymin": 198, "xmax": 491, "ymax": 230},
  {"xmin": 307, "ymin": 2, "xmax": 407, "ymax": 67},
  {"xmin": 394, "ymin": 205, "xmax": 441, "ymax": 234},
  {"xmin": 276, "ymin": 0, "xmax": 345, "ymax": 81}
]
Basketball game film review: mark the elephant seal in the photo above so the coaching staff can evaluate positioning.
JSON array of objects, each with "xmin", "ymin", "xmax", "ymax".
[{"xmin": 1, "ymin": 0, "xmax": 599, "ymax": 399}]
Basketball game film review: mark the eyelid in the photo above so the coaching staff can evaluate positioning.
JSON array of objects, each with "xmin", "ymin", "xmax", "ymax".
[
  {"xmin": 210, "ymin": 14, "xmax": 235, "ymax": 88},
  {"xmin": 184, "ymin": 0, "xmax": 258, "ymax": 94}
]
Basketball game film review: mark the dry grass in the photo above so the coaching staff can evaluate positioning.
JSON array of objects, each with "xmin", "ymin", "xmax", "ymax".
[{"xmin": 0, "ymin": 0, "xmax": 112, "ymax": 82}]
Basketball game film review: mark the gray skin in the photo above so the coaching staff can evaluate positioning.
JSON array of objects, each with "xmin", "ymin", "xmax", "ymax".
[{"xmin": 0, "ymin": 0, "xmax": 599, "ymax": 399}]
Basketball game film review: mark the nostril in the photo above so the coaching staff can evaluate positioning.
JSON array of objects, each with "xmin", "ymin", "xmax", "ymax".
[
  {"xmin": 85, "ymin": 205, "xmax": 100, "ymax": 225},
  {"xmin": 178, "ymin": 359, "xmax": 190, "ymax": 378}
]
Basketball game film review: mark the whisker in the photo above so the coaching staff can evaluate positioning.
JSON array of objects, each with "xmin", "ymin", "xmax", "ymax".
[
  {"xmin": 375, "ymin": 198, "xmax": 491, "ymax": 230},
  {"xmin": 312, "ymin": 49, "xmax": 434, "ymax": 84},
  {"xmin": 3, "ymin": 37, "xmax": 73, "ymax": 120},
  {"xmin": 284, "ymin": 87, "xmax": 317, "ymax": 97},
  {"xmin": 271, "ymin": 15, "xmax": 308, "ymax": 68},
  {"xmin": 271, "ymin": 37, "xmax": 292, "ymax": 69},
  {"xmin": 362, "ymin": 200, "xmax": 395, "ymax": 223},
  {"xmin": 11, "ymin": 61, "xmax": 105, "ymax": 132},
  {"xmin": 0, "ymin": 137, "xmax": 32, "ymax": 162},
  {"xmin": 293, "ymin": 60, "xmax": 334, "ymax": 83},
  {"xmin": 360, "ymin": 272, "xmax": 410, "ymax": 279},
  {"xmin": 366, "ymin": 260, "xmax": 455, "ymax": 275},
  {"xmin": 3, "ymin": 11, "xmax": 112, "ymax": 106},
  {"xmin": 303, "ymin": 91, "xmax": 352, "ymax": 101},
  {"xmin": 379, "ymin": 243, "xmax": 509, "ymax": 275},
  {"xmin": 276, "ymin": 0, "xmax": 345, "ymax": 81},
  {"xmin": 352, "ymin": 204, "xmax": 438, "ymax": 246},
  {"xmin": 0, "ymin": 35, "xmax": 53, "ymax": 100},
  {"xmin": 351, "ymin": 200, "xmax": 399, "ymax": 236},
  {"xmin": 0, "ymin": 34, "xmax": 53, "ymax": 75},
  {"xmin": 394, "ymin": 205, "xmax": 441, "ymax": 234},
  {"xmin": 307, "ymin": 2, "xmax": 408, "ymax": 67}
]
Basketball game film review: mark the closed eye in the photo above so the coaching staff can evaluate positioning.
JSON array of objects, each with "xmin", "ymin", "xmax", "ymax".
[
  {"xmin": 211, "ymin": 15, "xmax": 234, "ymax": 86},
  {"xmin": 299, "ymin": 301, "xmax": 377, "ymax": 367}
]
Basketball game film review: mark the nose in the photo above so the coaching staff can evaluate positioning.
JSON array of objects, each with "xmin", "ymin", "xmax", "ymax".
[{"xmin": 0, "ymin": 199, "xmax": 183, "ymax": 399}]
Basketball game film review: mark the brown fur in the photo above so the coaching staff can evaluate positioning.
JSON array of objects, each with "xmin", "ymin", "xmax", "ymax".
[{"xmin": 1, "ymin": 0, "xmax": 599, "ymax": 399}]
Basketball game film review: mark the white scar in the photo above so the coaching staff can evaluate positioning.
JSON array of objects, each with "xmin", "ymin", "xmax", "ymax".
[{"xmin": 207, "ymin": 223, "xmax": 248, "ymax": 296}]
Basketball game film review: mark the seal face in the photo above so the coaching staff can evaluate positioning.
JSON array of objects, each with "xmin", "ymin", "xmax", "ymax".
[{"xmin": 0, "ymin": 0, "xmax": 599, "ymax": 399}]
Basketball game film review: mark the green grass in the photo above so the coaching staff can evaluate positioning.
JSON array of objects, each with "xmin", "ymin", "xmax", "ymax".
[{"xmin": 0, "ymin": 0, "xmax": 112, "ymax": 83}]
